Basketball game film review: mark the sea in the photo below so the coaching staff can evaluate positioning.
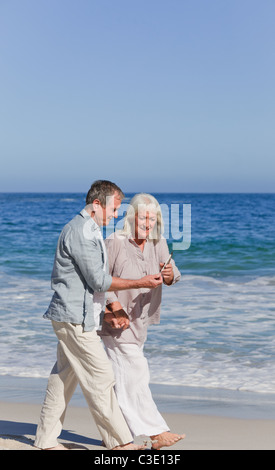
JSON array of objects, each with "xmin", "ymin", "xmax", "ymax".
[{"xmin": 1, "ymin": 192, "xmax": 275, "ymax": 418}]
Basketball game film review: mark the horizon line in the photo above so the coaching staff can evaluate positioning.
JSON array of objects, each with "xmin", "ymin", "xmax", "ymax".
[{"xmin": 1, "ymin": 191, "xmax": 275, "ymax": 195}]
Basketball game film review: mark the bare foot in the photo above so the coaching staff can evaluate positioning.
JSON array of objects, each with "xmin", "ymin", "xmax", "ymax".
[
  {"xmin": 151, "ymin": 432, "xmax": 186, "ymax": 450},
  {"xmin": 44, "ymin": 444, "xmax": 69, "ymax": 450},
  {"xmin": 113, "ymin": 442, "xmax": 146, "ymax": 450}
]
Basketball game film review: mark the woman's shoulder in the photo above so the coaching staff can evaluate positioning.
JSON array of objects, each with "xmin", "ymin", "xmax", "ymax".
[
  {"xmin": 154, "ymin": 235, "xmax": 169, "ymax": 250},
  {"xmin": 105, "ymin": 230, "xmax": 128, "ymax": 247},
  {"xmin": 152, "ymin": 236, "xmax": 171, "ymax": 261}
]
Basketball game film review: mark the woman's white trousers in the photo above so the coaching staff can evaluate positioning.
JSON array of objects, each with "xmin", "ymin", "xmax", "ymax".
[{"xmin": 103, "ymin": 336, "xmax": 170, "ymax": 438}]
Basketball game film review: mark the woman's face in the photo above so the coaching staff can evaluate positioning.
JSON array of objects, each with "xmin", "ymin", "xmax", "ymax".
[{"xmin": 134, "ymin": 209, "xmax": 157, "ymax": 239}]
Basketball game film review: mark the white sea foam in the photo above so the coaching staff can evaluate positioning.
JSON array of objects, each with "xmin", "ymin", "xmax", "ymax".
[
  {"xmin": 1, "ymin": 272, "xmax": 275, "ymax": 395},
  {"xmin": 146, "ymin": 274, "xmax": 275, "ymax": 394},
  {"xmin": 0, "ymin": 273, "xmax": 56, "ymax": 378}
]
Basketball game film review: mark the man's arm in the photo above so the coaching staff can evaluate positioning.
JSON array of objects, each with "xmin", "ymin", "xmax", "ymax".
[
  {"xmin": 66, "ymin": 226, "xmax": 113, "ymax": 292},
  {"xmin": 108, "ymin": 273, "xmax": 163, "ymax": 291},
  {"xmin": 68, "ymin": 228, "xmax": 162, "ymax": 293}
]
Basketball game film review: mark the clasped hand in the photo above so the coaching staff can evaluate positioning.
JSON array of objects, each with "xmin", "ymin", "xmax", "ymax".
[{"xmin": 104, "ymin": 304, "xmax": 130, "ymax": 331}]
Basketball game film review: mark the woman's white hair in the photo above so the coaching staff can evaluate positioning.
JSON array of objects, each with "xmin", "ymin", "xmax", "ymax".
[{"xmin": 120, "ymin": 193, "xmax": 164, "ymax": 242}]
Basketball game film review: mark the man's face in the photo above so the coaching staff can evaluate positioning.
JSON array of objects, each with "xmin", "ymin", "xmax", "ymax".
[{"xmin": 94, "ymin": 192, "xmax": 122, "ymax": 226}]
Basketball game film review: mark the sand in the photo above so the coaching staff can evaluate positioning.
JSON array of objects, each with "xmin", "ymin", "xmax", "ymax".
[{"xmin": 0, "ymin": 401, "xmax": 274, "ymax": 450}]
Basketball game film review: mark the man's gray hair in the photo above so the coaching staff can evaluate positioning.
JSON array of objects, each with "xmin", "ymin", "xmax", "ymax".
[{"xmin": 86, "ymin": 180, "xmax": 124, "ymax": 208}]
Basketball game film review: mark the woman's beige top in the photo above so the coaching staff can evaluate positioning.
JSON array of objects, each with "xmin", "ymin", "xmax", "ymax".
[{"xmin": 100, "ymin": 232, "xmax": 181, "ymax": 346}]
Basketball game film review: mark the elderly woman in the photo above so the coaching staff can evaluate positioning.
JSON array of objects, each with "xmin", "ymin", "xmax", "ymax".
[{"xmin": 100, "ymin": 193, "xmax": 185, "ymax": 450}]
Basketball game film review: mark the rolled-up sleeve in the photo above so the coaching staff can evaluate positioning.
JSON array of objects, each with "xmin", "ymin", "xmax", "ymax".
[{"xmin": 65, "ymin": 226, "xmax": 112, "ymax": 293}]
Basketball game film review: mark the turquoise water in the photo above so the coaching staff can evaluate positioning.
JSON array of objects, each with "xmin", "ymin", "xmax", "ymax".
[{"xmin": 0, "ymin": 193, "xmax": 275, "ymax": 396}]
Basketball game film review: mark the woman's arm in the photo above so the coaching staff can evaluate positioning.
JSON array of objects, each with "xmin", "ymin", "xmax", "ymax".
[
  {"xmin": 160, "ymin": 262, "xmax": 174, "ymax": 285},
  {"xmin": 158, "ymin": 238, "xmax": 181, "ymax": 286}
]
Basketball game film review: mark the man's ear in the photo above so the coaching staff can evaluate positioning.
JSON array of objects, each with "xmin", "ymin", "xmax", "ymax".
[{"xmin": 92, "ymin": 199, "xmax": 101, "ymax": 211}]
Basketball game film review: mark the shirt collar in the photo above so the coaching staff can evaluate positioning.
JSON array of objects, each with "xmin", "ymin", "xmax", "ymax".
[{"xmin": 80, "ymin": 209, "xmax": 101, "ymax": 232}]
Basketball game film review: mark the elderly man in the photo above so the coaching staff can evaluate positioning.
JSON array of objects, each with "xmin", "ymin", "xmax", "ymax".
[{"xmin": 34, "ymin": 180, "xmax": 162, "ymax": 450}]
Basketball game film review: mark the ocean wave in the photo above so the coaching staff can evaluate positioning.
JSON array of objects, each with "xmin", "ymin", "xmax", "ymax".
[
  {"xmin": 60, "ymin": 198, "xmax": 79, "ymax": 202},
  {"xmin": 148, "ymin": 353, "xmax": 275, "ymax": 394},
  {"xmin": 1, "ymin": 271, "xmax": 275, "ymax": 394}
]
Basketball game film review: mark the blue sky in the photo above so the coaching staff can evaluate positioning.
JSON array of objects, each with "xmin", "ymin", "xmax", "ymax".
[{"xmin": 1, "ymin": 0, "xmax": 274, "ymax": 192}]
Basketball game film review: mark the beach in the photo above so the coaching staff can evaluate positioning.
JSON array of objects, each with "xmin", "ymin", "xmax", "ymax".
[
  {"xmin": 0, "ymin": 400, "xmax": 275, "ymax": 451},
  {"xmin": 0, "ymin": 377, "xmax": 275, "ymax": 450}
]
